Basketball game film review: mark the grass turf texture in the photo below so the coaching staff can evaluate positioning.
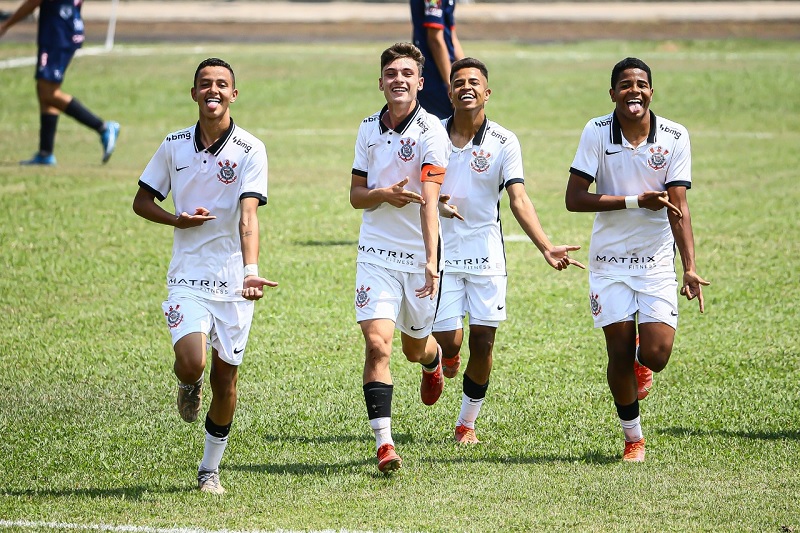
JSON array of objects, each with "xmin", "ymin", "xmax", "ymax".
[{"xmin": 1, "ymin": 40, "xmax": 799, "ymax": 532}]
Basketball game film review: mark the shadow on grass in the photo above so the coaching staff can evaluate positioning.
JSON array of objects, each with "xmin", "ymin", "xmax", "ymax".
[
  {"xmin": 228, "ymin": 448, "xmax": 618, "ymax": 476},
  {"xmin": 295, "ymin": 239, "xmax": 358, "ymax": 246},
  {"xmin": 659, "ymin": 426, "xmax": 800, "ymax": 441},
  {"xmin": 3, "ymin": 485, "xmax": 186, "ymax": 499}
]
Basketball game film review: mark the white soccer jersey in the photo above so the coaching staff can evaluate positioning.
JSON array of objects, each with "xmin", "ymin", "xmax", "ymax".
[
  {"xmin": 439, "ymin": 117, "xmax": 523, "ymax": 276},
  {"xmin": 569, "ymin": 111, "xmax": 691, "ymax": 276},
  {"xmin": 138, "ymin": 120, "xmax": 268, "ymax": 301},
  {"xmin": 352, "ymin": 103, "xmax": 450, "ymax": 273}
]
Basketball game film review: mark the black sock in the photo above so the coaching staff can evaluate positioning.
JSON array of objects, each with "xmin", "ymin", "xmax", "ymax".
[
  {"xmin": 463, "ymin": 374, "xmax": 489, "ymax": 400},
  {"xmin": 205, "ymin": 414, "xmax": 232, "ymax": 439},
  {"xmin": 363, "ymin": 382, "xmax": 393, "ymax": 420},
  {"xmin": 615, "ymin": 400, "xmax": 640, "ymax": 422},
  {"xmin": 422, "ymin": 351, "xmax": 440, "ymax": 371},
  {"xmin": 39, "ymin": 113, "xmax": 59, "ymax": 155},
  {"xmin": 64, "ymin": 98, "xmax": 104, "ymax": 132}
]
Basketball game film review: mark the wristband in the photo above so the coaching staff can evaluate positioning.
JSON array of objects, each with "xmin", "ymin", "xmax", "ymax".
[
  {"xmin": 624, "ymin": 195, "xmax": 639, "ymax": 209},
  {"xmin": 243, "ymin": 264, "xmax": 259, "ymax": 278}
]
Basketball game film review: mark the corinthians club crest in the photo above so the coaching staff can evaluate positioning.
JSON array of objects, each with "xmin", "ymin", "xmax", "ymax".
[
  {"xmin": 647, "ymin": 146, "xmax": 669, "ymax": 171},
  {"xmin": 165, "ymin": 304, "xmax": 184, "ymax": 328},
  {"xmin": 397, "ymin": 138, "xmax": 416, "ymax": 162},
  {"xmin": 470, "ymin": 149, "xmax": 491, "ymax": 173},
  {"xmin": 217, "ymin": 159, "xmax": 238, "ymax": 184},
  {"xmin": 590, "ymin": 292, "xmax": 602, "ymax": 317},
  {"xmin": 355, "ymin": 285, "xmax": 371, "ymax": 309}
]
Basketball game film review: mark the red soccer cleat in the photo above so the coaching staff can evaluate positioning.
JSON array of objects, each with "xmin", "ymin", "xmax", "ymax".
[
  {"xmin": 420, "ymin": 356, "xmax": 444, "ymax": 406},
  {"xmin": 377, "ymin": 443, "xmax": 402, "ymax": 473},
  {"xmin": 623, "ymin": 438, "xmax": 646, "ymax": 462},
  {"xmin": 454, "ymin": 424, "xmax": 480, "ymax": 444}
]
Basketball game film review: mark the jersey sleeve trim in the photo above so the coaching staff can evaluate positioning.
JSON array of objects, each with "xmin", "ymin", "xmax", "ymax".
[
  {"xmin": 138, "ymin": 180, "xmax": 166, "ymax": 202},
  {"xmin": 666, "ymin": 180, "xmax": 692, "ymax": 190},
  {"xmin": 570, "ymin": 167, "xmax": 595, "ymax": 183},
  {"xmin": 504, "ymin": 177, "xmax": 524, "ymax": 189},
  {"xmin": 240, "ymin": 191, "xmax": 267, "ymax": 206},
  {"xmin": 421, "ymin": 163, "xmax": 446, "ymax": 184},
  {"xmin": 352, "ymin": 168, "xmax": 368, "ymax": 178},
  {"xmin": 423, "ymin": 22, "xmax": 445, "ymax": 30}
]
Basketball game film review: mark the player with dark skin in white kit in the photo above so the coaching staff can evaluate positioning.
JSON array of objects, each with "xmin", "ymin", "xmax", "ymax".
[{"xmin": 565, "ymin": 57, "xmax": 709, "ymax": 462}]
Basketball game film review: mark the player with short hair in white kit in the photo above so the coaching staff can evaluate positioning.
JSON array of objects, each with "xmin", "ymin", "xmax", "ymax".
[
  {"xmin": 565, "ymin": 57, "xmax": 709, "ymax": 462},
  {"xmin": 133, "ymin": 57, "xmax": 277, "ymax": 493},
  {"xmin": 350, "ymin": 42, "xmax": 449, "ymax": 473},
  {"xmin": 433, "ymin": 57, "xmax": 584, "ymax": 444}
]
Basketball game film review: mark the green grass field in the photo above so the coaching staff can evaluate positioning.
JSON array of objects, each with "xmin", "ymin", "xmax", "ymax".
[{"xmin": 1, "ymin": 39, "xmax": 799, "ymax": 532}]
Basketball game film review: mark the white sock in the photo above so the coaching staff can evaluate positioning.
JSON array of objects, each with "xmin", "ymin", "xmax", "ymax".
[
  {"xmin": 620, "ymin": 416, "xmax": 643, "ymax": 442},
  {"xmin": 199, "ymin": 431, "xmax": 228, "ymax": 473},
  {"xmin": 370, "ymin": 416, "xmax": 393, "ymax": 450},
  {"xmin": 456, "ymin": 393, "xmax": 484, "ymax": 429}
]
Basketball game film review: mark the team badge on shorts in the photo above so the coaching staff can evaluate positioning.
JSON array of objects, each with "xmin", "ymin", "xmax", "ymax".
[
  {"xmin": 647, "ymin": 146, "xmax": 669, "ymax": 170},
  {"xmin": 355, "ymin": 285, "xmax": 371, "ymax": 308},
  {"xmin": 165, "ymin": 304, "xmax": 184, "ymax": 328},
  {"xmin": 398, "ymin": 138, "xmax": 416, "ymax": 162},
  {"xmin": 470, "ymin": 149, "xmax": 492, "ymax": 173},
  {"xmin": 217, "ymin": 159, "xmax": 238, "ymax": 184},
  {"xmin": 590, "ymin": 292, "xmax": 602, "ymax": 317}
]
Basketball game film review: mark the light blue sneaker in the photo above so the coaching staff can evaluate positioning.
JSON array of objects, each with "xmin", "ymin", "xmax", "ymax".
[
  {"xmin": 100, "ymin": 121, "xmax": 120, "ymax": 163},
  {"xmin": 20, "ymin": 153, "xmax": 56, "ymax": 166}
]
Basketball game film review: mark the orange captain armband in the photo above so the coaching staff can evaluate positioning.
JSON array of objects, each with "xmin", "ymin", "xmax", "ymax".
[{"xmin": 421, "ymin": 164, "xmax": 446, "ymax": 185}]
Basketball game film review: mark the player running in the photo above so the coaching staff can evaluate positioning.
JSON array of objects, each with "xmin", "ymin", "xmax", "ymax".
[
  {"xmin": 133, "ymin": 58, "xmax": 276, "ymax": 493},
  {"xmin": 565, "ymin": 57, "xmax": 709, "ymax": 462},
  {"xmin": 434, "ymin": 57, "xmax": 584, "ymax": 444},
  {"xmin": 0, "ymin": 0, "xmax": 120, "ymax": 165},
  {"xmin": 350, "ymin": 42, "xmax": 449, "ymax": 473}
]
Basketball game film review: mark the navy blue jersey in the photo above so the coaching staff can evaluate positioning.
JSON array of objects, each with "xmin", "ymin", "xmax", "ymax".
[
  {"xmin": 38, "ymin": 0, "xmax": 85, "ymax": 49},
  {"xmin": 410, "ymin": 0, "xmax": 457, "ymax": 119}
]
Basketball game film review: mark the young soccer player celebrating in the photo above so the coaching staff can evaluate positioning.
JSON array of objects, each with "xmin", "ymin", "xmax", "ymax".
[
  {"xmin": 434, "ymin": 57, "xmax": 584, "ymax": 444},
  {"xmin": 565, "ymin": 57, "xmax": 709, "ymax": 462},
  {"xmin": 133, "ymin": 58, "xmax": 276, "ymax": 493},
  {"xmin": 350, "ymin": 42, "xmax": 449, "ymax": 472}
]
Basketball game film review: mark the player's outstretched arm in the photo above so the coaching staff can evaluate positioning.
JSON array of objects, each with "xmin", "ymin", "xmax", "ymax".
[
  {"xmin": 416, "ymin": 180, "xmax": 441, "ymax": 299},
  {"xmin": 667, "ymin": 185, "xmax": 709, "ymax": 312},
  {"xmin": 239, "ymin": 197, "xmax": 277, "ymax": 301},
  {"xmin": 350, "ymin": 175, "xmax": 423, "ymax": 210},
  {"xmin": 0, "ymin": 0, "xmax": 41, "ymax": 38},
  {"xmin": 508, "ymin": 183, "xmax": 584, "ymax": 270},
  {"xmin": 133, "ymin": 186, "xmax": 215, "ymax": 228},
  {"xmin": 566, "ymin": 174, "xmax": 680, "ymax": 218}
]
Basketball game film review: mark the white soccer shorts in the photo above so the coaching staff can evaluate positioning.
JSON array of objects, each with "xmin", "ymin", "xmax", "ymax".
[
  {"xmin": 354, "ymin": 262, "xmax": 438, "ymax": 339},
  {"xmin": 162, "ymin": 292, "xmax": 255, "ymax": 366},
  {"xmin": 433, "ymin": 272, "xmax": 506, "ymax": 332},
  {"xmin": 588, "ymin": 272, "xmax": 678, "ymax": 330}
]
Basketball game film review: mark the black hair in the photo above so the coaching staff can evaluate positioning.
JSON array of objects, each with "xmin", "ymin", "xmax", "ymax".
[
  {"xmin": 450, "ymin": 57, "xmax": 489, "ymax": 83},
  {"xmin": 611, "ymin": 57, "xmax": 652, "ymax": 89},
  {"xmin": 194, "ymin": 58, "xmax": 235, "ymax": 88}
]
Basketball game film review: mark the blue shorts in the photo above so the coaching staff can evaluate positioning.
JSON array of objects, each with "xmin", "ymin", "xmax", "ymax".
[{"xmin": 35, "ymin": 46, "xmax": 77, "ymax": 83}]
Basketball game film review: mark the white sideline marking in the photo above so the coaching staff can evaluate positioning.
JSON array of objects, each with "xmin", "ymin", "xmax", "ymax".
[{"xmin": 0, "ymin": 520, "xmax": 384, "ymax": 533}]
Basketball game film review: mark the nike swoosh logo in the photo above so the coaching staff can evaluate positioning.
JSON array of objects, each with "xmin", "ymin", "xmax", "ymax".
[
  {"xmin": 605, "ymin": 149, "xmax": 622, "ymax": 155},
  {"xmin": 497, "ymin": 305, "xmax": 505, "ymax": 310},
  {"xmin": 426, "ymin": 170, "xmax": 445, "ymax": 178},
  {"xmin": 233, "ymin": 347, "xmax": 244, "ymax": 354},
  {"xmin": 410, "ymin": 325, "xmax": 424, "ymax": 331},
  {"xmin": 670, "ymin": 311, "xmax": 678, "ymax": 317},
  {"xmin": 176, "ymin": 165, "xmax": 189, "ymax": 171},
  {"xmin": 368, "ymin": 143, "xmax": 378, "ymax": 148}
]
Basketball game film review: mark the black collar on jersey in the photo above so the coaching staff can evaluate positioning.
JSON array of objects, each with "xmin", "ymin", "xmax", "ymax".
[
  {"xmin": 610, "ymin": 110, "xmax": 657, "ymax": 145},
  {"xmin": 378, "ymin": 102, "xmax": 421, "ymax": 135},
  {"xmin": 193, "ymin": 118, "xmax": 236, "ymax": 155},
  {"xmin": 446, "ymin": 115, "xmax": 489, "ymax": 146}
]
